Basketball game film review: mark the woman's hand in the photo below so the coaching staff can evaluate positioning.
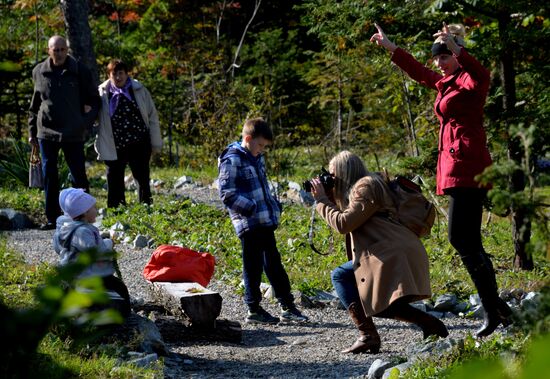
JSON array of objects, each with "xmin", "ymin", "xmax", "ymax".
[
  {"xmin": 432, "ymin": 22, "xmax": 461, "ymax": 56},
  {"xmin": 310, "ymin": 178, "xmax": 326, "ymax": 201},
  {"xmin": 370, "ymin": 23, "xmax": 397, "ymax": 53}
]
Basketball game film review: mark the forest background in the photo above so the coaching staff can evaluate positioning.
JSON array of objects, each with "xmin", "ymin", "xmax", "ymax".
[
  {"xmin": 0, "ymin": 1, "xmax": 549, "ymax": 377},
  {"xmin": 0, "ymin": 0, "xmax": 549, "ymax": 267}
]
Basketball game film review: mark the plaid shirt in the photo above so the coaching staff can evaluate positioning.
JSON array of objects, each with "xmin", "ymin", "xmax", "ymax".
[{"xmin": 218, "ymin": 142, "xmax": 281, "ymax": 237}]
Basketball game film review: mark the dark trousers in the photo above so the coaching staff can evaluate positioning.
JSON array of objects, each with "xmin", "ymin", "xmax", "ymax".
[
  {"xmin": 446, "ymin": 187, "xmax": 500, "ymax": 306},
  {"xmin": 39, "ymin": 139, "xmax": 89, "ymax": 223},
  {"xmin": 104, "ymin": 140, "xmax": 152, "ymax": 208},
  {"xmin": 102, "ymin": 275, "xmax": 131, "ymax": 318},
  {"xmin": 239, "ymin": 226, "xmax": 293, "ymax": 311},
  {"xmin": 447, "ymin": 187, "xmax": 486, "ymax": 259}
]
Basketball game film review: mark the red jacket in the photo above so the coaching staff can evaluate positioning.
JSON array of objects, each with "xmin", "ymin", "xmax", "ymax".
[{"xmin": 391, "ymin": 47, "xmax": 491, "ymax": 195}]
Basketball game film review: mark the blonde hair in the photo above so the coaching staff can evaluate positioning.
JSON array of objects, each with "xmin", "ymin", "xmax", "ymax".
[
  {"xmin": 328, "ymin": 151, "xmax": 369, "ymax": 210},
  {"xmin": 434, "ymin": 23, "xmax": 466, "ymax": 46}
]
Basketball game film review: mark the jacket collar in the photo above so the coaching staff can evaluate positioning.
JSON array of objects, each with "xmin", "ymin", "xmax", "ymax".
[
  {"xmin": 99, "ymin": 77, "xmax": 143, "ymax": 92},
  {"xmin": 39, "ymin": 55, "xmax": 79, "ymax": 75},
  {"xmin": 435, "ymin": 68, "xmax": 462, "ymax": 92}
]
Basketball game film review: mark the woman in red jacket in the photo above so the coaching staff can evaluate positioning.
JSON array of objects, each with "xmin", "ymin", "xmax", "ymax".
[{"xmin": 370, "ymin": 22, "xmax": 511, "ymax": 337}]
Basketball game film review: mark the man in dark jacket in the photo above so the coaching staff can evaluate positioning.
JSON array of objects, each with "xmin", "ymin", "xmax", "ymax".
[{"xmin": 28, "ymin": 35, "xmax": 100, "ymax": 230}]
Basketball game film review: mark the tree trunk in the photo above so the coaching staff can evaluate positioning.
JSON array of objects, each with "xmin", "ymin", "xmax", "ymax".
[
  {"xmin": 59, "ymin": 0, "xmax": 99, "ymax": 86},
  {"xmin": 498, "ymin": 12, "xmax": 533, "ymax": 270}
]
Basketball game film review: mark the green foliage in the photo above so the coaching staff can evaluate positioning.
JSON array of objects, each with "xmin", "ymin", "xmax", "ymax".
[
  {"xmin": 0, "ymin": 236, "xmax": 157, "ymax": 378},
  {"xmin": 0, "ymin": 139, "xmax": 29, "ymax": 186}
]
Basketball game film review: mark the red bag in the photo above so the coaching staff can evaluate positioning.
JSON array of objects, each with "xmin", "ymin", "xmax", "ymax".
[{"xmin": 143, "ymin": 245, "xmax": 216, "ymax": 287}]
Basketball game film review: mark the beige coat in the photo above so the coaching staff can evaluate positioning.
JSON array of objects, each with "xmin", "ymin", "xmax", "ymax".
[
  {"xmin": 316, "ymin": 174, "xmax": 431, "ymax": 316},
  {"xmin": 95, "ymin": 78, "xmax": 162, "ymax": 161}
]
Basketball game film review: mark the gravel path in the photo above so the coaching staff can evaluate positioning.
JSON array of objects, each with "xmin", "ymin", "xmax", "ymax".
[{"xmin": 4, "ymin": 185, "xmax": 484, "ymax": 379}]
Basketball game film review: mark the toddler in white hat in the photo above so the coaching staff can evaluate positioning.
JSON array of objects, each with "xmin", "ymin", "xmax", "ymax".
[{"xmin": 53, "ymin": 188, "xmax": 130, "ymax": 317}]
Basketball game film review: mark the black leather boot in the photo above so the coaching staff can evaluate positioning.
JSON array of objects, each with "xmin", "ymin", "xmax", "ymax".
[
  {"xmin": 461, "ymin": 253, "xmax": 512, "ymax": 338},
  {"xmin": 342, "ymin": 302, "xmax": 381, "ymax": 354},
  {"xmin": 376, "ymin": 300, "xmax": 449, "ymax": 339}
]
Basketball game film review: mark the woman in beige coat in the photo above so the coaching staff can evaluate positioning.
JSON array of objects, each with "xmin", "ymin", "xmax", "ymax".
[
  {"xmin": 95, "ymin": 59, "xmax": 162, "ymax": 208},
  {"xmin": 311, "ymin": 151, "xmax": 448, "ymax": 354}
]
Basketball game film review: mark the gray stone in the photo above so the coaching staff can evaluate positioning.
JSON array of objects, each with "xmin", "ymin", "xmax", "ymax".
[
  {"xmin": 427, "ymin": 310, "xmax": 445, "ymax": 319},
  {"xmin": 109, "ymin": 221, "xmax": 127, "ymax": 240},
  {"xmin": 469, "ymin": 304, "xmax": 485, "ymax": 319},
  {"xmin": 510, "ymin": 288, "xmax": 525, "ymax": 300},
  {"xmin": 453, "ymin": 301, "xmax": 470, "ymax": 314},
  {"xmin": 132, "ymin": 313, "xmax": 168, "ymax": 355},
  {"xmin": 151, "ymin": 179, "xmax": 164, "ymax": 190},
  {"xmin": 288, "ymin": 181, "xmax": 301, "ymax": 191},
  {"xmin": 128, "ymin": 353, "xmax": 158, "ymax": 368},
  {"xmin": 520, "ymin": 292, "xmax": 541, "ymax": 310},
  {"xmin": 469, "ymin": 293, "xmax": 481, "ymax": 307},
  {"xmin": 407, "ymin": 337, "xmax": 463, "ymax": 361},
  {"xmin": 434, "ymin": 294, "xmax": 458, "ymax": 312},
  {"xmin": 263, "ymin": 285, "xmax": 275, "ymax": 300},
  {"xmin": 382, "ymin": 362, "xmax": 412, "ymax": 379},
  {"xmin": 0, "ymin": 209, "xmax": 33, "ymax": 230},
  {"xmin": 125, "ymin": 174, "xmax": 137, "ymax": 190},
  {"xmin": 174, "ymin": 176, "xmax": 193, "ymax": 189},
  {"xmin": 133, "ymin": 234, "xmax": 149, "ymax": 249},
  {"xmin": 368, "ymin": 359, "xmax": 394, "ymax": 379},
  {"xmin": 410, "ymin": 301, "xmax": 427, "ymax": 312}
]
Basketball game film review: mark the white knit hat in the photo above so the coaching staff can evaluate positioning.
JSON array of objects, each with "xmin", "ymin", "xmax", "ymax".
[{"xmin": 59, "ymin": 188, "xmax": 96, "ymax": 219}]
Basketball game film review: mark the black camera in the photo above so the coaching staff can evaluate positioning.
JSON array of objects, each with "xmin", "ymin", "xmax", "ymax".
[{"xmin": 303, "ymin": 167, "xmax": 335, "ymax": 193}]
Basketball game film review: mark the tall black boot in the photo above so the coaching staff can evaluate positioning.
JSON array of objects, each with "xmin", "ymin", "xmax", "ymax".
[
  {"xmin": 461, "ymin": 253, "xmax": 511, "ymax": 338},
  {"xmin": 377, "ymin": 300, "xmax": 448, "ymax": 339}
]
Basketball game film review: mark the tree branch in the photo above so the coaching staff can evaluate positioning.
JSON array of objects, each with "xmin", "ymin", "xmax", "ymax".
[{"xmin": 227, "ymin": 0, "xmax": 262, "ymax": 77}]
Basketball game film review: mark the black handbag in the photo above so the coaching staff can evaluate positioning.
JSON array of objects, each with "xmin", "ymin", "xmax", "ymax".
[{"xmin": 29, "ymin": 145, "xmax": 44, "ymax": 189}]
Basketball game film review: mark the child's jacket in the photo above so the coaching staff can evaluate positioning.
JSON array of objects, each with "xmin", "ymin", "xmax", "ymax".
[
  {"xmin": 218, "ymin": 141, "xmax": 281, "ymax": 237},
  {"xmin": 53, "ymin": 215, "xmax": 116, "ymax": 278}
]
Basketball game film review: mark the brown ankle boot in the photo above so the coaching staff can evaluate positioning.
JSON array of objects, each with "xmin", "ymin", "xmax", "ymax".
[{"xmin": 342, "ymin": 302, "xmax": 381, "ymax": 354}]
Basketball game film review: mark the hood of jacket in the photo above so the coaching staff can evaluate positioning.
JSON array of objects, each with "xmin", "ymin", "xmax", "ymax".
[
  {"xmin": 218, "ymin": 141, "xmax": 258, "ymax": 166},
  {"xmin": 55, "ymin": 215, "xmax": 86, "ymax": 248}
]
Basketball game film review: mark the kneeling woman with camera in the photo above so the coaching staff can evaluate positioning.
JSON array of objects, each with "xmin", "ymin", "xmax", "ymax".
[{"xmin": 310, "ymin": 151, "xmax": 448, "ymax": 354}]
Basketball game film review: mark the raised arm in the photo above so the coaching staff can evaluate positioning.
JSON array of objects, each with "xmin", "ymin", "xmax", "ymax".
[{"xmin": 371, "ymin": 23, "xmax": 441, "ymax": 90}]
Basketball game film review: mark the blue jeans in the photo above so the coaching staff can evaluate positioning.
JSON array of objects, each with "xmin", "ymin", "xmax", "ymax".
[
  {"xmin": 39, "ymin": 139, "xmax": 89, "ymax": 223},
  {"xmin": 331, "ymin": 260, "xmax": 360, "ymax": 309},
  {"xmin": 239, "ymin": 226, "xmax": 293, "ymax": 311}
]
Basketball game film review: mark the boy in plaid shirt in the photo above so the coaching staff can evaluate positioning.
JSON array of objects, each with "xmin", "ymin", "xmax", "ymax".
[{"xmin": 218, "ymin": 118, "xmax": 308, "ymax": 324}]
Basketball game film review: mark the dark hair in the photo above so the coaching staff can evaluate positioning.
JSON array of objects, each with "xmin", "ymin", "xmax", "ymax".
[
  {"xmin": 106, "ymin": 59, "xmax": 129, "ymax": 75},
  {"xmin": 242, "ymin": 118, "xmax": 273, "ymax": 141}
]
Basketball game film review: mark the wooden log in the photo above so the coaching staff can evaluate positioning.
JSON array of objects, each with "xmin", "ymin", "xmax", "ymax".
[{"xmin": 148, "ymin": 281, "xmax": 222, "ymax": 328}]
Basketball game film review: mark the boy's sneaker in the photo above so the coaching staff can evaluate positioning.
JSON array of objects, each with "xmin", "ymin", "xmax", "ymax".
[
  {"xmin": 246, "ymin": 307, "xmax": 279, "ymax": 324},
  {"xmin": 280, "ymin": 305, "xmax": 309, "ymax": 323}
]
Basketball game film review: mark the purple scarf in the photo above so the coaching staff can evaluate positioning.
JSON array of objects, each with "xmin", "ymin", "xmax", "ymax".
[{"xmin": 108, "ymin": 78, "xmax": 133, "ymax": 117}]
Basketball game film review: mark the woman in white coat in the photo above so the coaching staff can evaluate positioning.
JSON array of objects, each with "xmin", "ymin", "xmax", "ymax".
[{"xmin": 95, "ymin": 60, "xmax": 162, "ymax": 208}]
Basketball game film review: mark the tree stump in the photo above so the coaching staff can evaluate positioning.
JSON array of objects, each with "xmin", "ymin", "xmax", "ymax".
[{"xmin": 148, "ymin": 281, "xmax": 222, "ymax": 328}]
